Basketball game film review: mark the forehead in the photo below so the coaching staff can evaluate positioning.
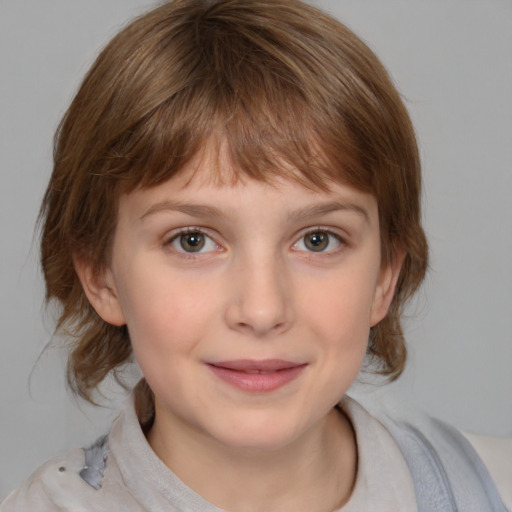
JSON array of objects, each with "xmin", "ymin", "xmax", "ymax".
[{"xmin": 117, "ymin": 146, "xmax": 378, "ymax": 229}]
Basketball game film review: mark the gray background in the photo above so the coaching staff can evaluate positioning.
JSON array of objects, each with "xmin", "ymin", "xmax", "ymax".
[{"xmin": 1, "ymin": 0, "xmax": 511, "ymax": 500}]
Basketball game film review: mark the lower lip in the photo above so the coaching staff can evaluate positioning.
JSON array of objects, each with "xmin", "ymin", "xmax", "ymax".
[{"xmin": 207, "ymin": 364, "xmax": 307, "ymax": 392}]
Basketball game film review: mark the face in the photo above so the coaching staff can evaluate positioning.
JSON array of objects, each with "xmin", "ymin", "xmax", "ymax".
[{"xmin": 80, "ymin": 151, "xmax": 401, "ymax": 453}]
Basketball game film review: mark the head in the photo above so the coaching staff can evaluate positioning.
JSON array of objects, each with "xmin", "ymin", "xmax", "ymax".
[{"xmin": 40, "ymin": 0, "xmax": 428, "ymax": 403}]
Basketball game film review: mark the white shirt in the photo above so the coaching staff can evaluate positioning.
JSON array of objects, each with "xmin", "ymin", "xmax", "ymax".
[{"xmin": 2, "ymin": 394, "xmax": 509, "ymax": 511}]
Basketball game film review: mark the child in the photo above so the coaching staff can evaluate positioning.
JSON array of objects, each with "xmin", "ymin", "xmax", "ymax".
[{"xmin": 2, "ymin": 0, "xmax": 510, "ymax": 510}]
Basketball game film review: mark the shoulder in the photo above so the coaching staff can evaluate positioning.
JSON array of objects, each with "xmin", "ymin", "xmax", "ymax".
[
  {"xmin": 1, "ymin": 447, "xmax": 97, "ymax": 511},
  {"xmin": 0, "ymin": 437, "xmax": 140, "ymax": 512},
  {"xmin": 462, "ymin": 431, "xmax": 512, "ymax": 511},
  {"xmin": 383, "ymin": 413, "xmax": 511, "ymax": 511},
  {"xmin": 345, "ymin": 395, "xmax": 511, "ymax": 511}
]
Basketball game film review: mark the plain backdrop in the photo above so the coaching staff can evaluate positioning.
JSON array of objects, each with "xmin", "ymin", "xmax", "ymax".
[{"xmin": 1, "ymin": 0, "xmax": 511, "ymax": 500}]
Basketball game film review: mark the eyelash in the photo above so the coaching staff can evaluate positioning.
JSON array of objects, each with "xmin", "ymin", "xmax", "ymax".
[
  {"xmin": 292, "ymin": 227, "xmax": 345, "ymax": 255},
  {"xmin": 163, "ymin": 226, "xmax": 346, "ymax": 258},
  {"xmin": 164, "ymin": 227, "xmax": 221, "ymax": 258}
]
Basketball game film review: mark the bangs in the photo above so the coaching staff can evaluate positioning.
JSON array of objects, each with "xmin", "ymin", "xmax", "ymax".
[{"xmin": 106, "ymin": 60, "xmax": 364, "ymax": 196}]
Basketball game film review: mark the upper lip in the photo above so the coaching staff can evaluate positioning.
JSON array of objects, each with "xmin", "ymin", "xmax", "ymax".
[{"xmin": 208, "ymin": 359, "xmax": 305, "ymax": 372}]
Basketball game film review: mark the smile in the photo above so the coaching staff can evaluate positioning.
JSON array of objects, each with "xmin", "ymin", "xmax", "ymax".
[{"xmin": 207, "ymin": 360, "xmax": 307, "ymax": 392}]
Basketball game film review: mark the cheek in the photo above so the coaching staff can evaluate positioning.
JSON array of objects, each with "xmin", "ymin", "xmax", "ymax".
[
  {"xmin": 297, "ymin": 286, "xmax": 372, "ymax": 412},
  {"xmin": 300, "ymin": 270, "xmax": 378, "ymax": 381},
  {"xmin": 303, "ymin": 273, "xmax": 377, "ymax": 341},
  {"xmin": 124, "ymin": 290, "xmax": 206, "ymax": 398},
  {"xmin": 117, "ymin": 268, "xmax": 218, "ymax": 355}
]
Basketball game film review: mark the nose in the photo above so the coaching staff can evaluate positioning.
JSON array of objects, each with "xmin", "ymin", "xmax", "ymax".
[{"xmin": 224, "ymin": 254, "xmax": 294, "ymax": 337}]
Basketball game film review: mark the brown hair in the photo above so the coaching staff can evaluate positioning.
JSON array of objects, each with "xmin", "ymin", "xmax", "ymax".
[{"xmin": 40, "ymin": 0, "xmax": 428, "ymax": 402}]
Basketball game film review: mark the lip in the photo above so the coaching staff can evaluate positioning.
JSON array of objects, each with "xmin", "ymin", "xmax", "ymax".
[{"xmin": 207, "ymin": 359, "xmax": 307, "ymax": 393}]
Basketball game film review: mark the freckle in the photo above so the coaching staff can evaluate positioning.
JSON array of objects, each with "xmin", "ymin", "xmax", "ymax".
[{"xmin": 58, "ymin": 466, "xmax": 66, "ymax": 472}]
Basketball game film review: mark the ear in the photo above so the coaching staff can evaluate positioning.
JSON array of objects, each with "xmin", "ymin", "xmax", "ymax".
[
  {"xmin": 370, "ymin": 249, "xmax": 405, "ymax": 327},
  {"xmin": 73, "ymin": 256, "xmax": 126, "ymax": 326}
]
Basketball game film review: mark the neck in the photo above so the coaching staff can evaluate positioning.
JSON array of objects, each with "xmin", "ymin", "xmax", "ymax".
[{"xmin": 147, "ymin": 404, "xmax": 357, "ymax": 512}]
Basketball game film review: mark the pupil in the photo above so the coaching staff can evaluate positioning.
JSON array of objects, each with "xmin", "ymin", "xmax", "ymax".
[
  {"xmin": 306, "ymin": 232, "xmax": 328, "ymax": 251},
  {"xmin": 181, "ymin": 232, "xmax": 205, "ymax": 252}
]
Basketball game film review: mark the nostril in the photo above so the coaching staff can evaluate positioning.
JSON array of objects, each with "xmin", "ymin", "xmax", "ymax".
[
  {"xmin": 228, "ymin": 311, "xmax": 292, "ymax": 337},
  {"xmin": 224, "ymin": 266, "xmax": 293, "ymax": 335}
]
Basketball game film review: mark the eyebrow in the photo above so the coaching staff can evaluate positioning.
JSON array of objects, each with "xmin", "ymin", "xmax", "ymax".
[
  {"xmin": 140, "ymin": 199, "xmax": 369, "ymax": 223},
  {"xmin": 286, "ymin": 200, "xmax": 370, "ymax": 223},
  {"xmin": 140, "ymin": 201, "xmax": 223, "ymax": 221}
]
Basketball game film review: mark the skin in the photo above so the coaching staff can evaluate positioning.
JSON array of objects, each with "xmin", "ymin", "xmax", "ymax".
[{"xmin": 77, "ymin": 148, "xmax": 403, "ymax": 512}]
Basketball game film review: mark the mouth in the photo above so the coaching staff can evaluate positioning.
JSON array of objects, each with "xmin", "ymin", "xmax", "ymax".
[{"xmin": 206, "ymin": 359, "xmax": 307, "ymax": 392}]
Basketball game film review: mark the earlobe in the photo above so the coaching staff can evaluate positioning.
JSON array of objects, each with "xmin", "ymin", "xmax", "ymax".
[
  {"xmin": 370, "ymin": 250, "xmax": 405, "ymax": 327},
  {"xmin": 73, "ymin": 256, "xmax": 126, "ymax": 326}
]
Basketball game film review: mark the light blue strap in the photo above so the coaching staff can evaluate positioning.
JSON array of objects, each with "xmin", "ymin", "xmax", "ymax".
[
  {"xmin": 430, "ymin": 418, "xmax": 508, "ymax": 511},
  {"xmin": 385, "ymin": 421, "xmax": 457, "ymax": 511}
]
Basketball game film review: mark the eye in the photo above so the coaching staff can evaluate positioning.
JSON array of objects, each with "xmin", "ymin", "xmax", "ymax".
[
  {"xmin": 293, "ymin": 229, "xmax": 342, "ymax": 253},
  {"xmin": 168, "ymin": 230, "xmax": 219, "ymax": 253}
]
